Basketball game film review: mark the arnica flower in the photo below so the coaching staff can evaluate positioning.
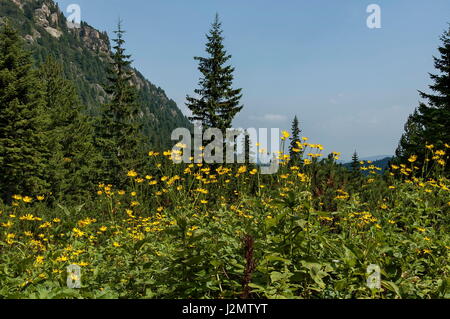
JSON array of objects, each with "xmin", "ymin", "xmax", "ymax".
[
  {"xmin": 237, "ymin": 166, "xmax": 247, "ymax": 174},
  {"xmin": 20, "ymin": 214, "xmax": 35, "ymax": 221},
  {"xmin": 35, "ymin": 256, "xmax": 44, "ymax": 265},
  {"xmin": 281, "ymin": 131, "xmax": 290, "ymax": 140},
  {"xmin": 6, "ymin": 233, "xmax": 15, "ymax": 244},
  {"xmin": 22, "ymin": 196, "xmax": 32, "ymax": 203},
  {"xmin": 408, "ymin": 155, "xmax": 418, "ymax": 163},
  {"xmin": 72, "ymin": 228, "xmax": 85, "ymax": 238},
  {"xmin": 36, "ymin": 196, "xmax": 45, "ymax": 201},
  {"xmin": 195, "ymin": 188, "xmax": 209, "ymax": 195},
  {"xmin": 77, "ymin": 261, "xmax": 89, "ymax": 267},
  {"xmin": 127, "ymin": 170, "xmax": 138, "ymax": 177},
  {"xmin": 56, "ymin": 255, "xmax": 69, "ymax": 262},
  {"xmin": 175, "ymin": 143, "xmax": 187, "ymax": 149}
]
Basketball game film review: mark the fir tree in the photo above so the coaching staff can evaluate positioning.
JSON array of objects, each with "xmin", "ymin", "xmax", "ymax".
[
  {"xmin": 396, "ymin": 25, "xmax": 450, "ymax": 173},
  {"xmin": 39, "ymin": 57, "xmax": 98, "ymax": 201},
  {"xmin": 417, "ymin": 25, "xmax": 450, "ymax": 147},
  {"xmin": 186, "ymin": 14, "xmax": 243, "ymax": 133},
  {"xmin": 289, "ymin": 116, "xmax": 302, "ymax": 163},
  {"xmin": 351, "ymin": 151, "xmax": 360, "ymax": 174},
  {"xmin": 95, "ymin": 21, "xmax": 146, "ymax": 186},
  {"xmin": 0, "ymin": 23, "xmax": 50, "ymax": 201}
]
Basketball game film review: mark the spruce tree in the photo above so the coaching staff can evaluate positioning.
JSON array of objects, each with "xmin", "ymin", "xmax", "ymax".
[
  {"xmin": 95, "ymin": 21, "xmax": 145, "ymax": 186},
  {"xmin": 0, "ymin": 23, "xmax": 50, "ymax": 201},
  {"xmin": 396, "ymin": 25, "xmax": 450, "ymax": 172},
  {"xmin": 417, "ymin": 25, "xmax": 450, "ymax": 147},
  {"xmin": 39, "ymin": 57, "xmax": 98, "ymax": 201},
  {"xmin": 186, "ymin": 14, "xmax": 243, "ymax": 133},
  {"xmin": 289, "ymin": 116, "xmax": 302, "ymax": 163},
  {"xmin": 351, "ymin": 151, "xmax": 361, "ymax": 175}
]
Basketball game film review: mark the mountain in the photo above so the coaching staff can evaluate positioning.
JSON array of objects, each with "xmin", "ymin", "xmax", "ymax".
[{"xmin": 0, "ymin": 0, "xmax": 191, "ymax": 149}]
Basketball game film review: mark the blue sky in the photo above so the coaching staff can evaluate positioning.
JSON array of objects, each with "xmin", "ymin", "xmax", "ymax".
[{"xmin": 55, "ymin": 0, "xmax": 450, "ymax": 161}]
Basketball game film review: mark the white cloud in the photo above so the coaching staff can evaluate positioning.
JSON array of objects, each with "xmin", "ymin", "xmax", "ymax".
[{"xmin": 329, "ymin": 92, "xmax": 345, "ymax": 105}]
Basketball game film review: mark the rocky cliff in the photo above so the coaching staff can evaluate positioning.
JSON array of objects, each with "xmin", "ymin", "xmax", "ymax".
[{"xmin": 0, "ymin": 0, "xmax": 191, "ymax": 149}]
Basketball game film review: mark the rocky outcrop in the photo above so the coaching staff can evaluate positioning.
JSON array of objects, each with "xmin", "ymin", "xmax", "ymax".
[
  {"xmin": 4, "ymin": 0, "xmax": 191, "ymax": 148},
  {"xmin": 77, "ymin": 24, "xmax": 110, "ymax": 54},
  {"xmin": 32, "ymin": 2, "xmax": 63, "ymax": 38}
]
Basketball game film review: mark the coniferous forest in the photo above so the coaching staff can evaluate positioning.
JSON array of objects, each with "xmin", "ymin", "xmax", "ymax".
[{"xmin": 0, "ymin": 0, "xmax": 449, "ymax": 300}]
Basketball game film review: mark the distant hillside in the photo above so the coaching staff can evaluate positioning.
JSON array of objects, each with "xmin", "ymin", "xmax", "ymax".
[
  {"xmin": 342, "ymin": 156, "xmax": 393, "ymax": 173},
  {"xmin": 359, "ymin": 155, "xmax": 393, "ymax": 162},
  {"xmin": 0, "ymin": 0, "xmax": 191, "ymax": 149}
]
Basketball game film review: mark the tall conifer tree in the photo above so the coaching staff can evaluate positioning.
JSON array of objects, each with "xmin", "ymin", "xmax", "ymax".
[
  {"xmin": 186, "ymin": 14, "xmax": 243, "ymax": 133},
  {"xmin": 289, "ymin": 116, "xmax": 302, "ymax": 163},
  {"xmin": 396, "ymin": 25, "xmax": 450, "ymax": 173},
  {"xmin": 95, "ymin": 21, "xmax": 145, "ymax": 186},
  {"xmin": 39, "ymin": 57, "xmax": 98, "ymax": 201},
  {"xmin": 417, "ymin": 25, "xmax": 450, "ymax": 146},
  {"xmin": 351, "ymin": 151, "xmax": 361, "ymax": 176},
  {"xmin": 0, "ymin": 23, "xmax": 50, "ymax": 200}
]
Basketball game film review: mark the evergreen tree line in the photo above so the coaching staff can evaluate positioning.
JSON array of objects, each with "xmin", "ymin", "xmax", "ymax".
[
  {"xmin": 1, "ymin": 11, "xmax": 448, "ymax": 205},
  {"xmin": 0, "ymin": 21, "xmax": 146, "ymax": 203},
  {"xmin": 0, "ymin": 14, "xmax": 246, "ymax": 204}
]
